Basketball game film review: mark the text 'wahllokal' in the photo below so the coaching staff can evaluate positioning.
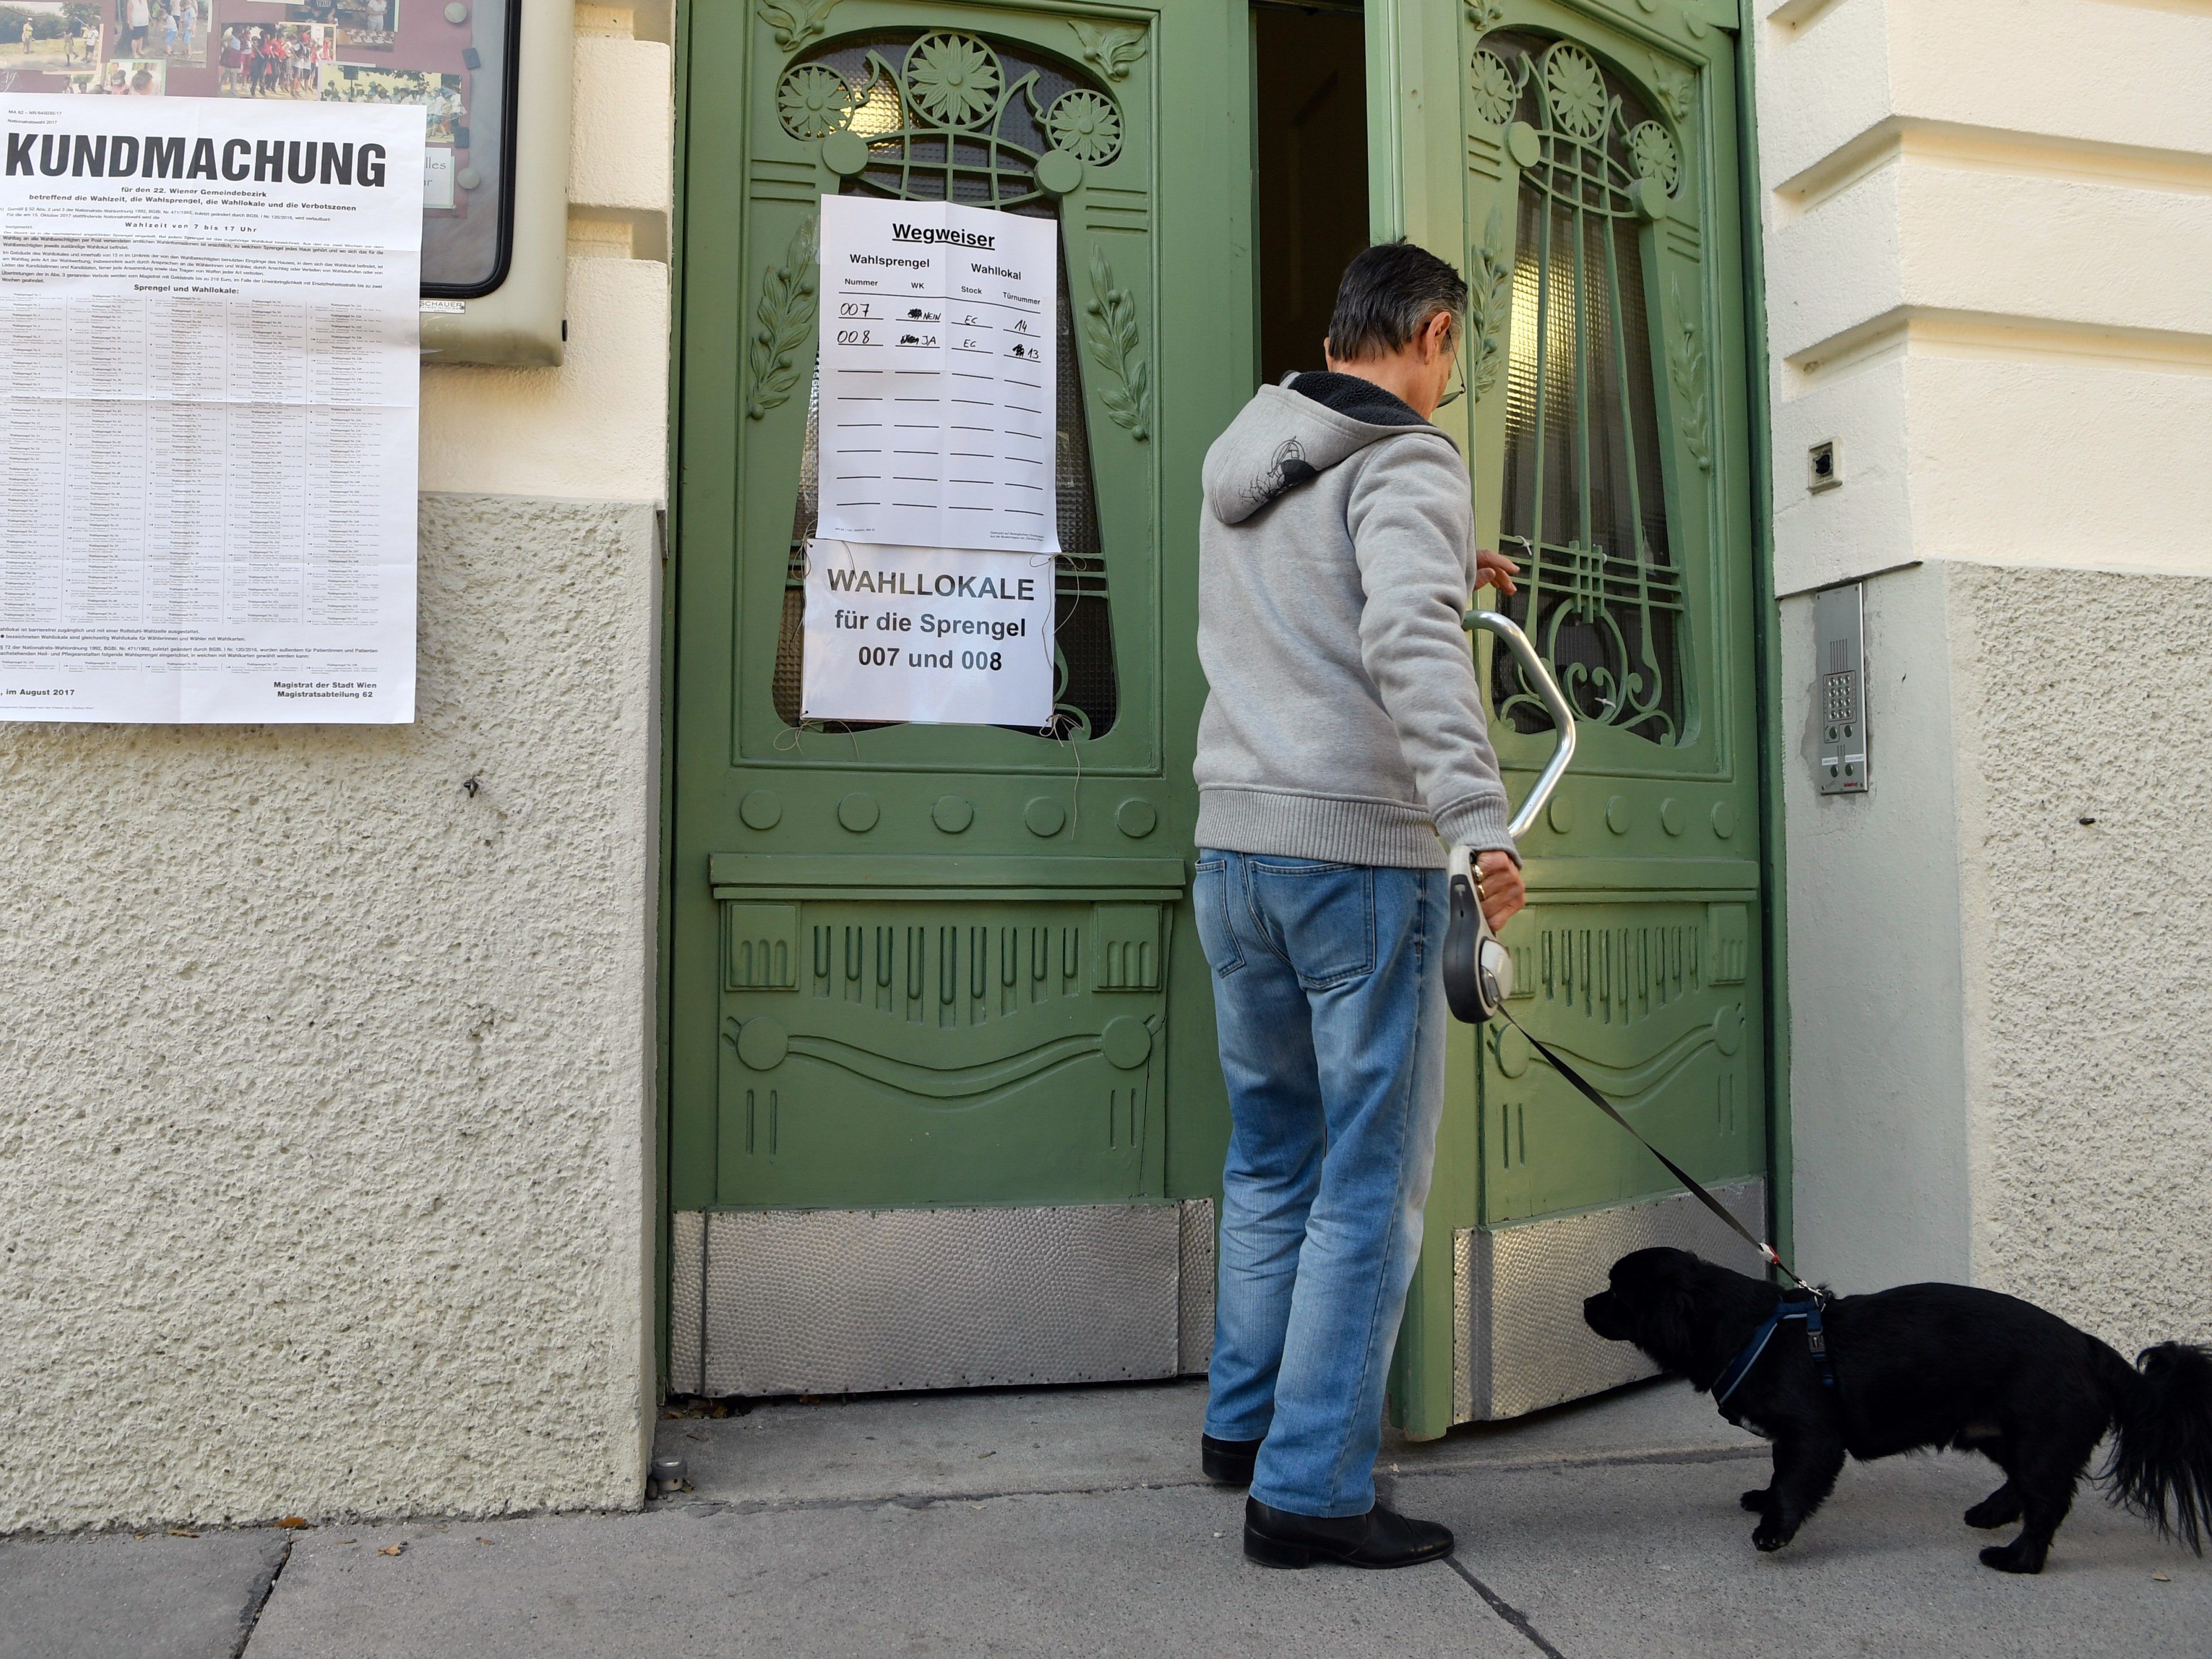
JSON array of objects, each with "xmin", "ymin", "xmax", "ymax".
[{"xmin": 823, "ymin": 567, "xmax": 1039, "ymax": 601}]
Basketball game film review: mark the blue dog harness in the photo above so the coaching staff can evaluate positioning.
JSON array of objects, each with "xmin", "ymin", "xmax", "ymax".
[{"xmin": 1712, "ymin": 1295, "xmax": 1836, "ymax": 1419}]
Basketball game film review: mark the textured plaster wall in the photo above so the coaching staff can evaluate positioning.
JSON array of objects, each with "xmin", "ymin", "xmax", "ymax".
[
  {"xmin": 1, "ymin": 4, "xmax": 674, "ymax": 1530},
  {"xmin": 0, "ymin": 498, "xmax": 660, "ymax": 1532},
  {"xmin": 1758, "ymin": 0, "xmax": 2212, "ymax": 1341},
  {"xmin": 1949, "ymin": 565, "xmax": 2212, "ymax": 1353}
]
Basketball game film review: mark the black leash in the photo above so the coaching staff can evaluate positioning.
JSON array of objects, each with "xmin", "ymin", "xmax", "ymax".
[{"xmin": 1495, "ymin": 1004, "xmax": 1824, "ymax": 1303}]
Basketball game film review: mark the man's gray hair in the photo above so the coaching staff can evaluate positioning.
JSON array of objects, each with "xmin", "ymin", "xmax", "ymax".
[{"xmin": 1325, "ymin": 240, "xmax": 1468, "ymax": 363}]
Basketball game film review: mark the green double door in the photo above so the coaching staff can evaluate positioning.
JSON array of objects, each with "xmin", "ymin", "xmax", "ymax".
[{"xmin": 670, "ymin": 0, "xmax": 1765, "ymax": 1417}]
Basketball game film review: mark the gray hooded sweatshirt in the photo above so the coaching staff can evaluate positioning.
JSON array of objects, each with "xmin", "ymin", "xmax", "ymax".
[{"xmin": 1193, "ymin": 372, "xmax": 1512, "ymax": 868}]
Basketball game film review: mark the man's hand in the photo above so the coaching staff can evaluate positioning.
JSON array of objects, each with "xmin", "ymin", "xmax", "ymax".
[
  {"xmin": 1476, "ymin": 548, "xmax": 1521, "ymax": 597},
  {"xmin": 1476, "ymin": 849, "xmax": 1525, "ymax": 932}
]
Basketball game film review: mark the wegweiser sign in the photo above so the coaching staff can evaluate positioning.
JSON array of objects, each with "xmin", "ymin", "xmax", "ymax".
[
  {"xmin": 0, "ymin": 94, "xmax": 424, "ymax": 724},
  {"xmin": 813, "ymin": 194, "xmax": 1059, "ymax": 556},
  {"xmin": 801, "ymin": 540, "xmax": 1054, "ymax": 727}
]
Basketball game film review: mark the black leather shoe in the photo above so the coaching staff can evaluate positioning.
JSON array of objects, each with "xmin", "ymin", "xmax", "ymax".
[
  {"xmin": 1202, "ymin": 1434, "xmax": 1262, "ymax": 1485},
  {"xmin": 1243, "ymin": 1497, "xmax": 1454, "ymax": 1569}
]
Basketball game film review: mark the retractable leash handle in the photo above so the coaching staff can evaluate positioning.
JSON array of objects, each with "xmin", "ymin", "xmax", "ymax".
[{"xmin": 1443, "ymin": 610, "xmax": 1576, "ymax": 1026}]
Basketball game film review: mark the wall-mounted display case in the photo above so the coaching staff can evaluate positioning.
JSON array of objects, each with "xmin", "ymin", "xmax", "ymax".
[{"xmin": 6, "ymin": 0, "xmax": 571, "ymax": 362}]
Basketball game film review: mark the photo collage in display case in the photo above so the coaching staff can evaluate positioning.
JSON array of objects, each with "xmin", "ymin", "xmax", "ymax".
[{"xmin": 0, "ymin": 0, "xmax": 514, "ymax": 289}]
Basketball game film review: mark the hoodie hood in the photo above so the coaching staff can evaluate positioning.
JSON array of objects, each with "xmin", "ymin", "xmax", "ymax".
[{"xmin": 1202, "ymin": 372, "xmax": 1439, "ymax": 525}]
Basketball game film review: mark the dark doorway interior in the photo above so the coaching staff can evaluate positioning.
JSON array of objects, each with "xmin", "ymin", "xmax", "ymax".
[{"xmin": 1252, "ymin": 2, "xmax": 1371, "ymax": 386}]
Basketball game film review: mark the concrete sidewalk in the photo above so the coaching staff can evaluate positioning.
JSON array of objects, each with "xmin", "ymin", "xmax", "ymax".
[{"xmin": 5, "ymin": 1378, "xmax": 2203, "ymax": 1657}]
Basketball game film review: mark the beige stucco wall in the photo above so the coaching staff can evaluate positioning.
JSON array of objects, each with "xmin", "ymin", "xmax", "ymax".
[
  {"xmin": 1760, "ymin": 0, "xmax": 2212, "ymax": 1351},
  {"xmin": 1, "ymin": 496, "xmax": 659, "ymax": 1531},
  {"xmin": 1949, "ymin": 565, "xmax": 2212, "ymax": 1348},
  {"xmin": 0, "ymin": 3, "xmax": 673, "ymax": 1530}
]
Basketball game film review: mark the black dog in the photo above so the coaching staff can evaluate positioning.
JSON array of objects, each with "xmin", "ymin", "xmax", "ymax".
[{"xmin": 1584, "ymin": 1247, "xmax": 2212, "ymax": 1573}]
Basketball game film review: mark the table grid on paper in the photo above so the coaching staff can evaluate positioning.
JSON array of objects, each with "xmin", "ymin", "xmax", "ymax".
[
  {"xmin": 0, "ymin": 294, "xmax": 396, "ymax": 632},
  {"xmin": 814, "ymin": 197, "xmax": 1061, "ymax": 556}
]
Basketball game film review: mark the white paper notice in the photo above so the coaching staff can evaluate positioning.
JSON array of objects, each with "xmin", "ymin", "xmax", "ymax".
[
  {"xmin": 0, "ymin": 94, "xmax": 425, "ymax": 724},
  {"xmin": 801, "ymin": 540, "xmax": 1055, "ymax": 727},
  {"xmin": 816, "ymin": 195, "xmax": 1059, "ymax": 556}
]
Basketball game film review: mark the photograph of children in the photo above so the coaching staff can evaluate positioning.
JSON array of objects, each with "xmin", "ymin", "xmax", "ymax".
[
  {"xmin": 333, "ymin": 24, "xmax": 390, "ymax": 50},
  {"xmin": 1, "ymin": 1, "xmax": 102, "ymax": 73},
  {"xmin": 316, "ymin": 63, "xmax": 462, "ymax": 144},
  {"xmin": 284, "ymin": 0, "xmax": 393, "ymax": 28},
  {"xmin": 216, "ymin": 20, "xmax": 330, "ymax": 97},
  {"xmin": 73, "ymin": 55, "xmax": 164, "ymax": 91},
  {"xmin": 149, "ymin": 0, "xmax": 206, "ymax": 62}
]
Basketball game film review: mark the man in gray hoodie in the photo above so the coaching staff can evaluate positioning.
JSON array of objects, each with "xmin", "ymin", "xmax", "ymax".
[{"xmin": 1191, "ymin": 241, "xmax": 1526, "ymax": 1570}]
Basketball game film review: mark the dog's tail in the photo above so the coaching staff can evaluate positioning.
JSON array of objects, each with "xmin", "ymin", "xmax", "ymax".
[{"xmin": 2097, "ymin": 1338, "xmax": 2212, "ymax": 1553}]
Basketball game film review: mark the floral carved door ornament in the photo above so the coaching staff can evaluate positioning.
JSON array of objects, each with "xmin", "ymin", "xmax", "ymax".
[{"xmin": 1473, "ymin": 33, "xmax": 1695, "ymax": 747}]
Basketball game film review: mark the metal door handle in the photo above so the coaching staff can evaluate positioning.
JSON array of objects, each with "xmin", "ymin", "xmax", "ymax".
[{"xmin": 1465, "ymin": 609, "xmax": 1576, "ymax": 843}]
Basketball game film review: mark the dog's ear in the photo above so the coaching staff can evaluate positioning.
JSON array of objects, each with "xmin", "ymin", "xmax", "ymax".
[{"xmin": 1644, "ymin": 1286, "xmax": 1696, "ymax": 1367}]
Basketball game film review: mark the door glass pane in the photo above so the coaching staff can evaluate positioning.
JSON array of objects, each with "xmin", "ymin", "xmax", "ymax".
[
  {"xmin": 766, "ymin": 30, "xmax": 1119, "ymax": 740},
  {"xmin": 1482, "ymin": 33, "xmax": 1684, "ymax": 746}
]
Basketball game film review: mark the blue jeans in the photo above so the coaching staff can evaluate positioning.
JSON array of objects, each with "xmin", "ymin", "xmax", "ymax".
[{"xmin": 1195, "ymin": 850, "xmax": 1447, "ymax": 1517}]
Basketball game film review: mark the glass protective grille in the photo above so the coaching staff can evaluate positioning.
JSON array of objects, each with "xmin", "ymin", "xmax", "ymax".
[{"xmin": 1485, "ymin": 33, "xmax": 1685, "ymax": 745}]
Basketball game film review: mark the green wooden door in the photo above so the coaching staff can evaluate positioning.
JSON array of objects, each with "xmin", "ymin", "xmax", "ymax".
[
  {"xmin": 670, "ymin": 0, "xmax": 1248, "ymax": 1395},
  {"xmin": 1370, "ymin": 0, "xmax": 1768, "ymax": 1433}
]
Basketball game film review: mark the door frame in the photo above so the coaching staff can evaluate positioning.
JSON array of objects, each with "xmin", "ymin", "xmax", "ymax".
[
  {"xmin": 1733, "ymin": 6, "xmax": 1792, "ymax": 1275},
  {"xmin": 657, "ymin": 0, "xmax": 696, "ymax": 1395},
  {"xmin": 652, "ymin": 0, "xmax": 1793, "ymax": 1398}
]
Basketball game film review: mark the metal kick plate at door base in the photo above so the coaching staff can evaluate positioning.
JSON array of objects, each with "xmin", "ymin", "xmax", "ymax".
[{"xmin": 1814, "ymin": 582, "xmax": 1869, "ymax": 795}]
